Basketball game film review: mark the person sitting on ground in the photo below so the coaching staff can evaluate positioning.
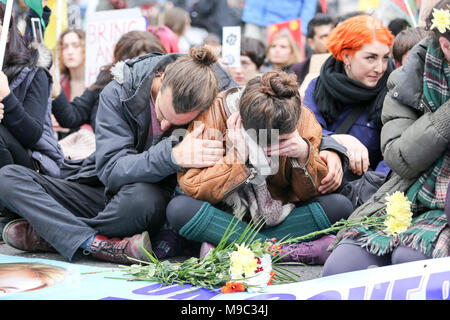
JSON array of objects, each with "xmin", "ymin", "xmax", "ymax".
[
  {"xmin": 303, "ymin": 15, "xmax": 395, "ymax": 179},
  {"xmin": 0, "ymin": 46, "xmax": 235, "ymax": 265},
  {"xmin": 167, "ymin": 70, "xmax": 354, "ymax": 265},
  {"xmin": 323, "ymin": 0, "xmax": 450, "ymax": 276}
]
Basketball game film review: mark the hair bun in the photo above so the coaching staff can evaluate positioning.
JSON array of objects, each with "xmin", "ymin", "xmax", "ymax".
[
  {"xmin": 189, "ymin": 45, "xmax": 218, "ymax": 67},
  {"xmin": 259, "ymin": 70, "xmax": 299, "ymax": 98}
]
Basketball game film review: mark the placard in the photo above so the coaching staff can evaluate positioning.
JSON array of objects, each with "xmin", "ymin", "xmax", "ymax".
[
  {"xmin": 221, "ymin": 26, "xmax": 241, "ymax": 68},
  {"xmin": 84, "ymin": 8, "xmax": 146, "ymax": 87}
]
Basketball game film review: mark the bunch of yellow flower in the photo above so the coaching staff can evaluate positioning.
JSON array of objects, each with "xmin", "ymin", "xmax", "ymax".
[
  {"xmin": 229, "ymin": 243, "xmax": 258, "ymax": 279},
  {"xmin": 430, "ymin": 7, "xmax": 450, "ymax": 34},
  {"xmin": 383, "ymin": 191, "xmax": 413, "ymax": 236}
]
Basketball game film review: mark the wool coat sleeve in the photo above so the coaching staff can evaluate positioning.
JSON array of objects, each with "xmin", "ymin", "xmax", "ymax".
[
  {"xmin": 2, "ymin": 68, "xmax": 49, "ymax": 148},
  {"xmin": 381, "ymin": 69, "xmax": 450, "ymax": 180},
  {"xmin": 94, "ymin": 82, "xmax": 180, "ymax": 194}
]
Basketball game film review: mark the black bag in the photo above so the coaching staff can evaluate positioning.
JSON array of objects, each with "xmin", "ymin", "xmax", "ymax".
[{"xmin": 340, "ymin": 170, "xmax": 387, "ymax": 208}]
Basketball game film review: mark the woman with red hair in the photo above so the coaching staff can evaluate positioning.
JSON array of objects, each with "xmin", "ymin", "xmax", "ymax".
[{"xmin": 303, "ymin": 15, "xmax": 395, "ymax": 180}]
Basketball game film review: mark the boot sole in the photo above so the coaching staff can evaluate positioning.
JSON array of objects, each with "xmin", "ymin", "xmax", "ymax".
[{"xmin": 138, "ymin": 231, "xmax": 153, "ymax": 262}]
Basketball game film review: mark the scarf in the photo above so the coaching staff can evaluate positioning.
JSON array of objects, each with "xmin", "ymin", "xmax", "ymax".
[
  {"xmin": 313, "ymin": 55, "xmax": 395, "ymax": 129},
  {"xmin": 342, "ymin": 41, "xmax": 450, "ymax": 258}
]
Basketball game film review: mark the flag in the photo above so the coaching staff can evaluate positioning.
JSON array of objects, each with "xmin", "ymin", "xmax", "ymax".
[
  {"xmin": 320, "ymin": 0, "xmax": 327, "ymax": 13},
  {"xmin": 25, "ymin": 0, "xmax": 45, "ymax": 30},
  {"xmin": 388, "ymin": 0, "xmax": 418, "ymax": 27},
  {"xmin": 44, "ymin": 0, "xmax": 68, "ymax": 50}
]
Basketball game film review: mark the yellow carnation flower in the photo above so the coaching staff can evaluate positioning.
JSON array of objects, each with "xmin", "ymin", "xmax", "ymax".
[
  {"xmin": 229, "ymin": 243, "xmax": 258, "ymax": 279},
  {"xmin": 430, "ymin": 8, "xmax": 450, "ymax": 34},
  {"xmin": 383, "ymin": 191, "xmax": 412, "ymax": 236}
]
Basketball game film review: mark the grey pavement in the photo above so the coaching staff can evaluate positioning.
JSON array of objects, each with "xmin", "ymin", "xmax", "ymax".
[{"xmin": 0, "ymin": 241, "xmax": 324, "ymax": 282}]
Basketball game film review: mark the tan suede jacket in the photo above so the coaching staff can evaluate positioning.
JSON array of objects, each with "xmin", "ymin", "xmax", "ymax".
[{"xmin": 177, "ymin": 88, "xmax": 328, "ymax": 205}]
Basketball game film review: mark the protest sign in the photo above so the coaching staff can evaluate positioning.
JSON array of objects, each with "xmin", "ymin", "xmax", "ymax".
[
  {"xmin": 1, "ymin": 254, "xmax": 449, "ymax": 301},
  {"xmin": 84, "ymin": 8, "xmax": 146, "ymax": 87},
  {"xmin": 222, "ymin": 26, "xmax": 241, "ymax": 68}
]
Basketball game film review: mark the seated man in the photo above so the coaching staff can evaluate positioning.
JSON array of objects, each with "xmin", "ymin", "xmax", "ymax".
[{"xmin": 0, "ymin": 46, "xmax": 232, "ymax": 264}]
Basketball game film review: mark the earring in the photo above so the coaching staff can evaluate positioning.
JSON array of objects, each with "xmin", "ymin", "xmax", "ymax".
[{"xmin": 345, "ymin": 63, "xmax": 351, "ymax": 71}]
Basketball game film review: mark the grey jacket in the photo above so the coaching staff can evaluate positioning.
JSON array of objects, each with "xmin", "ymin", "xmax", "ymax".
[
  {"xmin": 381, "ymin": 39, "xmax": 450, "ymax": 180},
  {"xmin": 330, "ymin": 38, "xmax": 450, "ymax": 249},
  {"xmin": 62, "ymin": 52, "xmax": 237, "ymax": 196}
]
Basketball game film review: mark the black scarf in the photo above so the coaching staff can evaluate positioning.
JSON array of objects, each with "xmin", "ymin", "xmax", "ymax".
[{"xmin": 313, "ymin": 55, "xmax": 395, "ymax": 129}]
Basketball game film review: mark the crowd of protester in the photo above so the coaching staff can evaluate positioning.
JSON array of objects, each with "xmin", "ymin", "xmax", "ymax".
[{"xmin": 0, "ymin": 0, "xmax": 448, "ymax": 281}]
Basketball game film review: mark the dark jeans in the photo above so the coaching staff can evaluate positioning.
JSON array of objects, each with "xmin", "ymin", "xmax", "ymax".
[
  {"xmin": 0, "ymin": 165, "xmax": 171, "ymax": 261},
  {"xmin": 0, "ymin": 124, "xmax": 35, "ymax": 170}
]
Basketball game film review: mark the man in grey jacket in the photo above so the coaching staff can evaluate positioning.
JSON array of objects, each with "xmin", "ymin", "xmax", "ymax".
[{"xmin": 0, "ymin": 49, "xmax": 229, "ymax": 264}]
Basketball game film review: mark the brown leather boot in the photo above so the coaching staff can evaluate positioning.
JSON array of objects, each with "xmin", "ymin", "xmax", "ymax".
[
  {"xmin": 2, "ymin": 218, "xmax": 56, "ymax": 253},
  {"xmin": 88, "ymin": 232, "xmax": 152, "ymax": 265}
]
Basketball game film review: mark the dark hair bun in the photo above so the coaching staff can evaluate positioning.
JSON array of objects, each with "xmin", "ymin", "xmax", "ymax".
[
  {"xmin": 259, "ymin": 70, "xmax": 299, "ymax": 98},
  {"xmin": 190, "ymin": 45, "xmax": 218, "ymax": 67}
]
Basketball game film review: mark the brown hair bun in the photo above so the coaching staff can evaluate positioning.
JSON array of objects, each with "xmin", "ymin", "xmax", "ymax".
[
  {"xmin": 189, "ymin": 45, "xmax": 218, "ymax": 67},
  {"xmin": 259, "ymin": 70, "xmax": 299, "ymax": 98}
]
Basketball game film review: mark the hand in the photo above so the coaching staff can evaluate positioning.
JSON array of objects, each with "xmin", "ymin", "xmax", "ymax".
[
  {"xmin": 172, "ymin": 122, "xmax": 225, "ymax": 168},
  {"xmin": 332, "ymin": 134, "xmax": 369, "ymax": 176},
  {"xmin": 318, "ymin": 150, "xmax": 343, "ymax": 194},
  {"xmin": 42, "ymin": 0, "xmax": 48, "ymax": 7},
  {"xmin": 265, "ymin": 130, "xmax": 309, "ymax": 163},
  {"xmin": 226, "ymin": 112, "xmax": 248, "ymax": 163},
  {"xmin": 51, "ymin": 114, "xmax": 70, "ymax": 133},
  {"xmin": 0, "ymin": 71, "xmax": 11, "ymax": 99},
  {"xmin": 50, "ymin": 64, "xmax": 61, "ymax": 99},
  {"xmin": 0, "ymin": 102, "xmax": 4, "ymax": 123}
]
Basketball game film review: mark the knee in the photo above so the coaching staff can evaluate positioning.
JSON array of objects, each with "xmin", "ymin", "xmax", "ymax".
[
  {"xmin": 391, "ymin": 246, "xmax": 429, "ymax": 265},
  {"xmin": 166, "ymin": 195, "xmax": 203, "ymax": 230},
  {"xmin": 0, "ymin": 165, "xmax": 30, "ymax": 196},
  {"xmin": 115, "ymin": 183, "xmax": 168, "ymax": 223},
  {"xmin": 316, "ymin": 193, "xmax": 355, "ymax": 224}
]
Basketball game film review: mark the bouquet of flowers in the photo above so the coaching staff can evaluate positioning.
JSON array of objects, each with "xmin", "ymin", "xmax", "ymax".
[{"xmin": 113, "ymin": 192, "xmax": 412, "ymax": 294}]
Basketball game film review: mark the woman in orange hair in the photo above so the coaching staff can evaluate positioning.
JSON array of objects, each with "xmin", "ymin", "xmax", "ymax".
[{"xmin": 303, "ymin": 15, "xmax": 395, "ymax": 180}]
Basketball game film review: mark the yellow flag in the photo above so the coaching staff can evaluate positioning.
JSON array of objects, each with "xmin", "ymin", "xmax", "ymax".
[
  {"xmin": 44, "ymin": 0, "xmax": 68, "ymax": 50},
  {"xmin": 358, "ymin": 0, "xmax": 380, "ymax": 11}
]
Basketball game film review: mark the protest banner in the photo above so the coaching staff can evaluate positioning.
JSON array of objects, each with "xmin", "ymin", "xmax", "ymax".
[
  {"xmin": 84, "ymin": 8, "xmax": 146, "ymax": 87},
  {"xmin": 1, "ymin": 253, "xmax": 449, "ymax": 301}
]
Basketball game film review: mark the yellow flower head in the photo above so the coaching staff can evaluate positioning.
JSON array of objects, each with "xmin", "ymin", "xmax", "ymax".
[
  {"xmin": 383, "ymin": 191, "xmax": 412, "ymax": 236},
  {"xmin": 430, "ymin": 8, "xmax": 450, "ymax": 34},
  {"xmin": 229, "ymin": 243, "xmax": 258, "ymax": 279}
]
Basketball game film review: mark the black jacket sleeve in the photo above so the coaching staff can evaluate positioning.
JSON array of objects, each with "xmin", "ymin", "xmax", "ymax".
[
  {"xmin": 52, "ymin": 88, "xmax": 101, "ymax": 131},
  {"xmin": 2, "ymin": 68, "xmax": 49, "ymax": 148}
]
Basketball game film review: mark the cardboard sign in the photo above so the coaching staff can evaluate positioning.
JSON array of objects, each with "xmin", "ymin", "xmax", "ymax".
[
  {"xmin": 222, "ymin": 26, "xmax": 241, "ymax": 68},
  {"xmin": 84, "ymin": 8, "xmax": 146, "ymax": 87}
]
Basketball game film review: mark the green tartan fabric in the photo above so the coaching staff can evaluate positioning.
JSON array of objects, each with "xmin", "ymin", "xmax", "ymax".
[{"xmin": 342, "ymin": 41, "xmax": 450, "ymax": 257}]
